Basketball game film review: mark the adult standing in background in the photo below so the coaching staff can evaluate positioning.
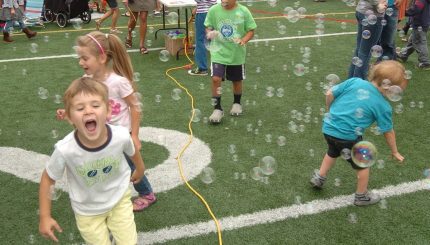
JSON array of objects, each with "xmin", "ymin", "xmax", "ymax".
[
  {"xmin": 188, "ymin": 0, "xmax": 218, "ymax": 76},
  {"xmin": 378, "ymin": 0, "xmax": 404, "ymax": 61},
  {"xmin": 124, "ymin": 0, "xmax": 155, "ymax": 54},
  {"xmin": 348, "ymin": 0, "xmax": 387, "ymax": 79}
]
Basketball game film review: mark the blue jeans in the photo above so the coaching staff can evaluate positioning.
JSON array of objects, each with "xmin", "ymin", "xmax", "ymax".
[
  {"xmin": 125, "ymin": 154, "xmax": 153, "ymax": 196},
  {"xmin": 378, "ymin": 6, "xmax": 399, "ymax": 61},
  {"xmin": 194, "ymin": 12, "xmax": 208, "ymax": 71},
  {"xmin": 348, "ymin": 11, "xmax": 384, "ymax": 79}
]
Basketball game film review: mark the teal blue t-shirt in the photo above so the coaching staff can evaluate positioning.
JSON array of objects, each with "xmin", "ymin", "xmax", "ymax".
[{"xmin": 322, "ymin": 78, "xmax": 393, "ymax": 140}]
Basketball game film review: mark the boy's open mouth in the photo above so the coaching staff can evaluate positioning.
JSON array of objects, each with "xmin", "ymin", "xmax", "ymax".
[{"xmin": 84, "ymin": 119, "xmax": 97, "ymax": 132}]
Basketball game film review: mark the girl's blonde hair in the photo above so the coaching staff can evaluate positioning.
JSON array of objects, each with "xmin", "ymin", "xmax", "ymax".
[
  {"xmin": 76, "ymin": 31, "xmax": 136, "ymax": 91},
  {"xmin": 368, "ymin": 60, "xmax": 408, "ymax": 89},
  {"xmin": 64, "ymin": 77, "xmax": 110, "ymax": 118}
]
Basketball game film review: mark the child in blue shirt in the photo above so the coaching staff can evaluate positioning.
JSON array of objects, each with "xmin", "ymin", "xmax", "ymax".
[{"xmin": 310, "ymin": 60, "xmax": 408, "ymax": 206}]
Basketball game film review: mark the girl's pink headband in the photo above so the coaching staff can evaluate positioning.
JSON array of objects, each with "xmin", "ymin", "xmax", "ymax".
[{"xmin": 86, "ymin": 34, "xmax": 105, "ymax": 55}]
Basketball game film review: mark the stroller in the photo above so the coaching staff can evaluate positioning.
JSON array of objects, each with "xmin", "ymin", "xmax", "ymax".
[{"xmin": 43, "ymin": 0, "xmax": 91, "ymax": 27}]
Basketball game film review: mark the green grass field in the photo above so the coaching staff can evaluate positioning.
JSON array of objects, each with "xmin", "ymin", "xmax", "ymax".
[{"xmin": 1, "ymin": 1, "xmax": 430, "ymax": 244}]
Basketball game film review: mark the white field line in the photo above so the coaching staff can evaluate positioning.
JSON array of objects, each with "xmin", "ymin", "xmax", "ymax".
[
  {"xmin": 138, "ymin": 179, "xmax": 429, "ymax": 244},
  {"xmin": 0, "ymin": 32, "xmax": 356, "ymax": 63}
]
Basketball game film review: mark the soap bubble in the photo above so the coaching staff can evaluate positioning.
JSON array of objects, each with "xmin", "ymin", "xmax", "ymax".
[
  {"xmin": 166, "ymin": 12, "xmax": 179, "ymax": 24},
  {"xmin": 404, "ymin": 70, "xmax": 412, "ymax": 80},
  {"xmin": 341, "ymin": 148, "xmax": 351, "ymax": 160},
  {"xmin": 53, "ymin": 94, "xmax": 62, "ymax": 104},
  {"xmin": 341, "ymin": 22, "xmax": 347, "ymax": 29},
  {"xmin": 386, "ymin": 85, "xmax": 403, "ymax": 102},
  {"xmin": 260, "ymin": 156, "xmax": 277, "ymax": 175},
  {"xmin": 385, "ymin": 8, "xmax": 394, "ymax": 16},
  {"xmin": 159, "ymin": 50, "xmax": 170, "ymax": 62},
  {"xmin": 29, "ymin": 43, "xmax": 39, "ymax": 53},
  {"xmin": 315, "ymin": 13, "xmax": 325, "ymax": 24},
  {"xmin": 171, "ymin": 88, "xmax": 182, "ymax": 101},
  {"xmin": 250, "ymin": 167, "xmax": 264, "ymax": 181},
  {"xmin": 370, "ymin": 45, "xmax": 383, "ymax": 58},
  {"xmin": 48, "ymin": 184, "xmax": 61, "ymax": 200},
  {"xmin": 267, "ymin": 0, "xmax": 277, "ymax": 7},
  {"xmin": 38, "ymin": 87, "xmax": 49, "ymax": 99},
  {"xmin": 189, "ymin": 108, "xmax": 202, "ymax": 122},
  {"xmin": 73, "ymin": 19, "xmax": 83, "ymax": 29},
  {"xmin": 367, "ymin": 14, "xmax": 377, "ymax": 25},
  {"xmin": 294, "ymin": 63, "xmax": 305, "ymax": 76},
  {"xmin": 352, "ymin": 56, "xmax": 363, "ymax": 67},
  {"xmin": 351, "ymin": 141, "xmax": 377, "ymax": 168},
  {"xmin": 362, "ymin": 30, "xmax": 371, "ymax": 39},
  {"xmin": 287, "ymin": 10, "xmax": 300, "ymax": 23},
  {"xmin": 200, "ymin": 167, "xmax": 215, "ymax": 184},
  {"xmin": 277, "ymin": 136, "xmax": 286, "ymax": 146},
  {"xmin": 356, "ymin": 89, "xmax": 370, "ymax": 100},
  {"xmin": 278, "ymin": 25, "xmax": 287, "ymax": 35},
  {"xmin": 131, "ymin": 72, "xmax": 140, "ymax": 82}
]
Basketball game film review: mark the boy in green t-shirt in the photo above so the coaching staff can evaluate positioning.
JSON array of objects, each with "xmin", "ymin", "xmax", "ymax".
[{"xmin": 204, "ymin": 0, "xmax": 257, "ymax": 124}]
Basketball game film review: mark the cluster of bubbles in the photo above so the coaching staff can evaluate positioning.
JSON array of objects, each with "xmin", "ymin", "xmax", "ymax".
[
  {"xmin": 283, "ymin": 6, "xmax": 306, "ymax": 23},
  {"xmin": 265, "ymin": 86, "xmax": 285, "ymax": 98},
  {"xmin": 288, "ymin": 106, "xmax": 319, "ymax": 133}
]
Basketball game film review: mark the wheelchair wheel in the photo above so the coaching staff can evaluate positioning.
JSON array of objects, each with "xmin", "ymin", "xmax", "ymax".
[
  {"xmin": 56, "ymin": 12, "xmax": 68, "ymax": 28},
  {"xmin": 80, "ymin": 10, "xmax": 91, "ymax": 24},
  {"xmin": 44, "ymin": 9, "xmax": 54, "ymax": 23}
]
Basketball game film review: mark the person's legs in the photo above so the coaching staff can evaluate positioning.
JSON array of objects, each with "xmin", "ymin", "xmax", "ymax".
[
  {"xmin": 126, "ymin": 11, "xmax": 138, "ymax": 48},
  {"xmin": 75, "ymin": 212, "xmax": 111, "ymax": 245},
  {"xmin": 319, "ymin": 153, "xmax": 337, "ymax": 177},
  {"xmin": 138, "ymin": 11, "xmax": 149, "ymax": 51},
  {"xmin": 413, "ymin": 28, "xmax": 430, "ymax": 66},
  {"xmin": 194, "ymin": 13, "xmax": 208, "ymax": 71},
  {"xmin": 107, "ymin": 189, "xmax": 137, "ymax": 244},
  {"xmin": 355, "ymin": 167, "xmax": 369, "ymax": 194},
  {"xmin": 3, "ymin": 20, "xmax": 14, "ymax": 42},
  {"xmin": 348, "ymin": 12, "xmax": 384, "ymax": 79},
  {"xmin": 379, "ymin": 7, "xmax": 398, "ymax": 61},
  {"xmin": 110, "ymin": 7, "xmax": 120, "ymax": 32}
]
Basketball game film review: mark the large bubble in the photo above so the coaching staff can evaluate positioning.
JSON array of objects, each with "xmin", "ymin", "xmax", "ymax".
[{"xmin": 351, "ymin": 141, "xmax": 378, "ymax": 168}]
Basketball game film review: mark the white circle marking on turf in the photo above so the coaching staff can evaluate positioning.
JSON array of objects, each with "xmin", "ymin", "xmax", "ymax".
[{"xmin": 0, "ymin": 126, "xmax": 212, "ymax": 194}]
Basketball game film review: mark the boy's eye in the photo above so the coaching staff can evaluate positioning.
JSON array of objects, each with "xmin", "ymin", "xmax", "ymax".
[{"xmin": 76, "ymin": 107, "xmax": 84, "ymax": 111}]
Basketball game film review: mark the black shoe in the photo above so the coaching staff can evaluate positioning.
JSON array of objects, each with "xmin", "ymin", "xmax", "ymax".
[{"xmin": 417, "ymin": 63, "xmax": 430, "ymax": 70}]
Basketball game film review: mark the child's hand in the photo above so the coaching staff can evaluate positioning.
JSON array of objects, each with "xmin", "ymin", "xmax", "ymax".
[
  {"xmin": 392, "ymin": 152, "xmax": 404, "ymax": 162},
  {"xmin": 39, "ymin": 217, "xmax": 62, "ymax": 242},
  {"xmin": 130, "ymin": 167, "xmax": 144, "ymax": 184},
  {"xmin": 206, "ymin": 30, "xmax": 219, "ymax": 40},
  {"xmin": 56, "ymin": 109, "xmax": 66, "ymax": 120}
]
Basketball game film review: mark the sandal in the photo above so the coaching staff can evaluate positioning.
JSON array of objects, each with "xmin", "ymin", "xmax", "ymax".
[
  {"xmin": 140, "ymin": 46, "xmax": 149, "ymax": 54},
  {"xmin": 125, "ymin": 36, "xmax": 132, "ymax": 48},
  {"xmin": 132, "ymin": 193, "xmax": 157, "ymax": 212}
]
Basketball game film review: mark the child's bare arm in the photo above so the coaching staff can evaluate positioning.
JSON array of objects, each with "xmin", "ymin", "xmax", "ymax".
[
  {"xmin": 383, "ymin": 130, "xmax": 404, "ymax": 162},
  {"xmin": 124, "ymin": 93, "xmax": 142, "ymax": 151},
  {"xmin": 238, "ymin": 29, "xmax": 255, "ymax": 46},
  {"xmin": 130, "ymin": 151, "xmax": 145, "ymax": 184},
  {"xmin": 325, "ymin": 89, "xmax": 334, "ymax": 111},
  {"xmin": 39, "ymin": 170, "xmax": 63, "ymax": 242}
]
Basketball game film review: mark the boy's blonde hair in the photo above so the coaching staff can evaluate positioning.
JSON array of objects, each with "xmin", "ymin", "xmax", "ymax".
[
  {"xmin": 368, "ymin": 60, "xmax": 408, "ymax": 89},
  {"xmin": 76, "ymin": 31, "xmax": 136, "ymax": 91},
  {"xmin": 64, "ymin": 77, "xmax": 110, "ymax": 118}
]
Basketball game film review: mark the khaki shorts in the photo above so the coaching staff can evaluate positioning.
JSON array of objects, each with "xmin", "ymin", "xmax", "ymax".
[{"xmin": 75, "ymin": 189, "xmax": 137, "ymax": 245}]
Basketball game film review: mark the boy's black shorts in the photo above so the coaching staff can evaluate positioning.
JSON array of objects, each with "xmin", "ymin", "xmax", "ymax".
[{"xmin": 324, "ymin": 134, "xmax": 364, "ymax": 169}]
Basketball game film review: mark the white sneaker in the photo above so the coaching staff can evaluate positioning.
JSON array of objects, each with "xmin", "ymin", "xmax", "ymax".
[
  {"xmin": 230, "ymin": 103, "xmax": 242, "ymax": 116},
  {"xmin": 209, "ymin": 109, "xmax": 224, "ymax": 124}
]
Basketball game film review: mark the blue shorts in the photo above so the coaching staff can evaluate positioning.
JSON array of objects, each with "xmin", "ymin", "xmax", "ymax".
[
  {"xmin": 106, "ymin": 0, "xmax": 118, "ymax": 9},
  {"xmin": 211, "ymin": 62, "xmax": 245, "ymax": 82},
  {"xmin": 324, "ymin": 134, "xmax": 364, "ymax": 169}
]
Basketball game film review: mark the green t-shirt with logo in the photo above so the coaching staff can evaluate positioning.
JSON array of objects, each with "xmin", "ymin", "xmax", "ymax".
[{"xmin": 204, "ymin": 3, "xmax": 257, "ymax": 65}]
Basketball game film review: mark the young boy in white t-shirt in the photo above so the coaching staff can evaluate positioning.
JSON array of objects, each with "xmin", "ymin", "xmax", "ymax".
[{"xmin": 39, "ymin": 77, "xmax": 144, "ymax": 244}]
